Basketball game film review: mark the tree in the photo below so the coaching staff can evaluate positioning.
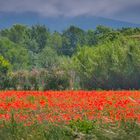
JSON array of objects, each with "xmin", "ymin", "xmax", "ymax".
[
  {"xmin": 61, "ymin": 26, "xmax": 86, "ymax": 56},
  {"xmin": 0, "ymin": 55, "xmax": 10, "ymax": 75},
  {"xmin": 119, "ymin": 27, "xmax": 134, "ymax": 35},
  {"xmin": 28, "ymin": 25, "xmax": 50, "ymax": 53},
  {"xmin": 74, "ymin": 38, "xmax": 140, "ymax": 89},
  {"xmin": 0, "ymin": 37, "xmax": 30, "ymax": 70},
  {"xmin": 86, "ymin": 30, "xmax": 96, "ymax": 46},
  {"xmin": 95, "ymin": 25, "xmax": 112, "ymax": 35},
  {"xmin": 38, "ymin": 47, "xmax": 59, "ymax": 70},
  {"xmin": 94, "ymin": 25, "xmax": 121, "ymax": 44},
  {"xmin": 0, "ymin": 55, "xmax": 11, "ymax": 89},
  {"xmin": 49, "ymin": 31, "xmax": 62, "ymax": 54},
  {"xmin": 0, "ymin": 24, "xmax": 28, "ymax": 44}
]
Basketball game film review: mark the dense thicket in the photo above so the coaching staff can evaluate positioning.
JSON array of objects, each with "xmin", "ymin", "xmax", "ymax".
[{"xmin": 0, "ymin": 24, "xmax": 140, "ymax": 90}]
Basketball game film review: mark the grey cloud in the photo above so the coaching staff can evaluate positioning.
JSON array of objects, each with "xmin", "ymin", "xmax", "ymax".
[{"xmin": 0, "ymin": 0, "xmax": 140, "ymax": 23}]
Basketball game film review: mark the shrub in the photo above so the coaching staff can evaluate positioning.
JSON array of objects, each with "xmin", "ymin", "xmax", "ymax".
[
  {"xmin": 0, "ymin": 55, "xmax": 11, "ymax": 89},
  {"xmin": 8, "ymin": 69, "xmax": 69, "ymax": 90}
]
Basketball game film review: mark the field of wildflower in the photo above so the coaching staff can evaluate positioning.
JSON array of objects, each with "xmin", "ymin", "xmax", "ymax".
[{"xmin": 0, "ymin": 90, "xmax": 140, "ymax": 140}]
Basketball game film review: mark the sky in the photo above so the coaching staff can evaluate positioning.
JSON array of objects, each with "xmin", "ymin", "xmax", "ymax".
[{"xmin": 0, "ymin": 0, "xmax": 140, "ymax": 24}]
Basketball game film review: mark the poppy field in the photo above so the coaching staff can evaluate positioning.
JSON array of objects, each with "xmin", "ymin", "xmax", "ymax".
[{"xmin": 0, "ymin": 90, "xmax": 140, "ymax": 140}]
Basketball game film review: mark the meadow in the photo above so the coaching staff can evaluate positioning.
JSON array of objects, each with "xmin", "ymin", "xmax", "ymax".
[
  {"xmin": 0, "ymin": 90, "xmax": 140, "ymax": 140},
  {"xmin": 0, "ymin": 24, "xmax": 140, "ymax": 140},
  {"xmin": 1, "ymin": 3, "xmax": 140, "ymax": 140}
]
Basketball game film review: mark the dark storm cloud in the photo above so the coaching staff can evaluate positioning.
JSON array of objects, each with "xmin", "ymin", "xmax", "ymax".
[{"xmin": 0, "ymin": 0, "xmax": 140, "ymax": 23}]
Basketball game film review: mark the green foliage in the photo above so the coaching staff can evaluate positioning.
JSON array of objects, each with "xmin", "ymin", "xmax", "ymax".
[
  {"xmin": 0, "ymin": 117, "xmax": 139, "ymax": 140},
  {"xmin": 69, "ymin": 119, "xmax": 97, "ymax": 134},
  {"xmin": 49, "ymin": 31, "xmax": 63, "ymax": 54},
  {"xmin": 0, "ymin": 37, "xmax": 30, "ymax": 70},
  {"xmin": 0, "ymin": 55, "xmax": 11, "ymax": 89},
  {"xmin": 29, "ymin": 24, "xmax": 50, "ymax": 53},
  {"xmin": 86, "ymin": 29, "xmax": 96, "ymax": 46},
  {"xmin": 0, "ymin": 24, "xmax": 28, "ymax": 44},
  {"xmin": 68, "ymin": 119, "xmax": 140, "ymax": 140},
  {"xmin": 0, "ymin": 116, "xmax": 73, "ymax": 140},
  {"xmin": 0, "ymin": 55, "xmax": 10, "ymax": 75},
  {"xmin": 61, "ymin": 26, "xmax": 86, "ymax": 56},
  {"xmin": 0, "ymin": 24, "xmax": 140, "ymax": 90},
  {"xmin": 74, "ymin": 38, "xmax": 140, "ymax": 89},
  {"xmin": 38, "ymin": 47, "xmax": 59, "ymax": 70},
  {"xmin": 9, "ymin": 69, "xmax": 69, "ymax": 90}
]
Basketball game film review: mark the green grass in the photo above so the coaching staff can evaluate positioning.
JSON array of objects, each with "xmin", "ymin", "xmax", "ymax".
[{"xmin": 0, "ymin": 116, "xmax": 140, "ymax": 140}]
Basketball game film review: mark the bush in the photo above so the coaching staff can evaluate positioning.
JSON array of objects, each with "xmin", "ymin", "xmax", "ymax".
[
  {"xmin": 8, "ymin": 69, "xmax": 69, "ymax": 90},
  {"xmin": 74, "ymin": 38, "xmax": 140, "ymax": 90},
  {"xmin": 0, "ymin": 55, "xmax": 11, "ymax": 89}
]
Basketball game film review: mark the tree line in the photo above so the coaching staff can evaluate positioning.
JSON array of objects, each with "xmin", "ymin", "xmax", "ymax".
[{"xmin": 0, "ymin": 24, "xmax": 140, "ymax": 90}]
